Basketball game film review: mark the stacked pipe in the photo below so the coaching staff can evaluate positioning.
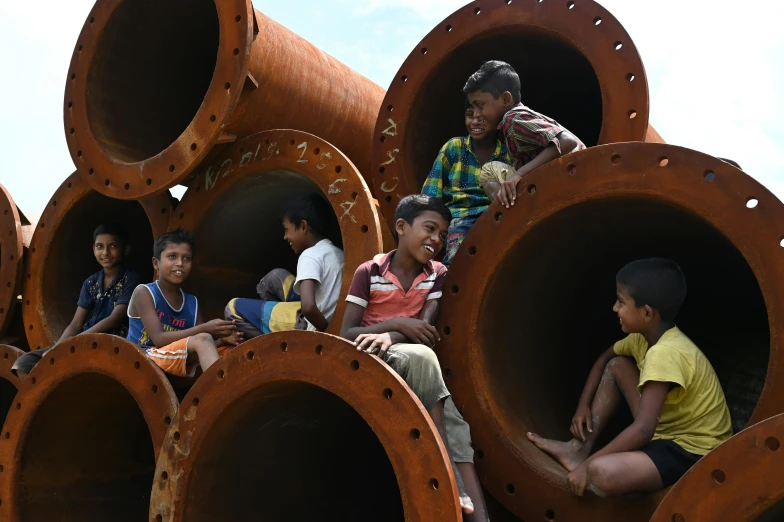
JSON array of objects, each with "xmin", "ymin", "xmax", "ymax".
[{"xmin": 2, "ymin": 0, "xmax": 783, "ymax": 520}]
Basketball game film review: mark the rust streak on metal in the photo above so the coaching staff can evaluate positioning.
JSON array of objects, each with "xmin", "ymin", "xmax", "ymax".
[
  {"xmin": 372, "ymin": 0, "xmax": 660, "ymax": 226},
  {"xmin": 64, "ymin": 0, "xmax": 385, "ymax": 199},
  {"xmin": 150, "ymin": 331, "xmax": 461, "ymax": 522},
  {"xmin": 650, "ymin": 413, "xmax": 784, "ymax": 522},
  {"xmin": 170, "ymin": 129, "xmax": 385, "ymax": 334},
  {"xmin": 22, "ymin": 173, "xmax": 173, "ymax": 350},
  {"xmin": 0, "ymin": 334, "xmax": 178, "ymax": 521},
  {"xmin": 436, "ymin": 143, "xmax": 784, "ymax": 520}
]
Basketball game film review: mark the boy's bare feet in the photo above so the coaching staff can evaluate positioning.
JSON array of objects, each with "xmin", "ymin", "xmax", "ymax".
[
  {"xmin": 527, "ymin": 432, "xmax": 590, "ymax": 472},
  {"xmin": 460, "ymin": 495, "xmax": 475, "ymax": 515}
]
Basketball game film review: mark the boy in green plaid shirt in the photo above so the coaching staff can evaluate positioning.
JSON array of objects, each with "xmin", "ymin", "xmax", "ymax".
[{"xmin": 421, "ymin": 100, "xmax": 516, "ymax": 266}]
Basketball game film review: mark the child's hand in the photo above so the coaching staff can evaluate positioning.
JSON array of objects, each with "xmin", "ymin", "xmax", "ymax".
[
  {"xmin": 355, "ymin": 333, "xmax": 394, "ymax": 357},
  {"xmin": 496, "ymin": 174, "xmax": 521, "ymax": 209},
  {"xmin": 567, "ymin": 463, "xmax": 589, "ymax": 496},
  {"xmin": 204, "ymin": 319, "xmax": 237, "ymax": 338},
  {"xmin": 394, "ymin": 318, "xmax": 439, "ymax": 347},
  {"xmin": 220, "ymin": 330, "xmax": 244, "ymax": 347},
  {"xmin": 571, "ymin": 403, "xmax": 593, "ymax": 442}
]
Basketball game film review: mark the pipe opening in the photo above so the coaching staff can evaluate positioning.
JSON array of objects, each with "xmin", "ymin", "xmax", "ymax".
[
  {"xmin": 756, "ymin": 498, "xmax": 784, "ymax": 521},
  {"xmin": 0, "ymin": 376, "xmax": 16, "ymax": 427},
  {"xmin": 18, "ymin": 373, "xmax": 155, "ymax": 521},
  {"xmin": 189, "ymin": 170, "xmax": 342, "ymax": 321},
  {"xmin": 479, "ymin": 197, "xmax": 768, "ymax": 476},
  {"xmin": 182, "ymin": 381, "xmax": 403, "ymax": 521},
  {"xmin": 41, "ymin": 193, "xmax": 154, "ymax": 346},
  {"xmin": 409, "ymin": 28, "xmax": 601, "ymax": 188},
  {"xmin": 86, "ymin": 0, "xmax": 219, "ymax": 162}
]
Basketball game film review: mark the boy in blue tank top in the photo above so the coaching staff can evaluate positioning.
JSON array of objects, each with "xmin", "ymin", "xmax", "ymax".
[{"xmin": 128, "ymin": 229, "xmax": 242, "ymax": 377}]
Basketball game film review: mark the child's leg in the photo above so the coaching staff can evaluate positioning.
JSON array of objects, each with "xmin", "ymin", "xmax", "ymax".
[
  {"xmin": 527, "ymin": 355, "xmax": 641, "ymax": 471},
  {"xmin": 11, "ymin": 346, "xmax": 53, "ymax": 380},
  {"xmin": 147, "ymin": 334, "xmax": 222, "ymax": 377},
  {"xmin": 383, "ymin": 344, "xmax": 475, "ymax": 514},
  {"xmin": 256, "ymin": 268, "xmax": 299, "ymax": 302},
  {"xmin": 225, "ymin": 298, "xmax": 265, "ymax": 339},
  {"xmin": 445, "ymin": 398, "xmax": 489, "ymax": 521},
  {"xmin": 584, "ymin": 451, "xmax": 662, "ymax": 496},
  {"xmin": 186, "ymin": 333, "xmax": 222, "ymax": 372},
  {"xmin": 443, "ymin": 215, "xmax": 479, "ymax": 267}
]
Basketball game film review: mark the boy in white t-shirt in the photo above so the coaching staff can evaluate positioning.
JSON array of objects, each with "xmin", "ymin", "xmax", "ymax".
[{"xmin": 225, "ymin": 194, "xmax": 344, "ymax": 337}]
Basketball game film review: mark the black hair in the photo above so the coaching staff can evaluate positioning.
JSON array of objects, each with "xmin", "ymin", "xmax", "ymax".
[
  {"xmin": 616, "ymin": 258, "xmax": 687, "ymax": 322},
  {"xmin": 392, "ymin": 194, "xmax": 451, "ymax": 243},
  {"xmin": 281, "ymin": 193, "xmax": 333, "ymax": 237},
  {"xmin": 93, "ymin": 223, "xmax": 129, "ymax": 245},
  {"xmin": 463, "ymin": 60, "xmax": 522, "ymax": 104},
  {"xmin": 153, "ymin": 228, "xmax": 195, "ymax": 260}
]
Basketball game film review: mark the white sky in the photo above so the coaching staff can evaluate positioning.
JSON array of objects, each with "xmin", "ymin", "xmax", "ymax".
[{"xmin": 1, "ymin": 0, "xmax": 781, "ymax": 214}]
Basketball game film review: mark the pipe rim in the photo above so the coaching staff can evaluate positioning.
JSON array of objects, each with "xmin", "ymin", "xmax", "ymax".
[
  {"xmin": 650, "ymin": 413, "xmax": 784, "ymax": 521},
  {"xmin": 0, "ymin": 334, "xmax": 178, "ymax": 519},
  {"xmin": 150, "ymin": 331, "xmax": 461, "ymax": 522},
  {"xmin": 21, "ymin": 173, "xmax": 173, "ymax": 349},
  {"xmin": 170, "ymin": 129, "xmax": 384, "ymax": 335},
  {"xmin": 371, "ymin": 0, "xmax": 650, "ymax": 226},
  {"xmin": 0, "ymin": 186, "xmax": 24, "ymax": 336},
  {"xmin": 0, "ymin": 345, "xmax": 23, "ymax": 386},
  {"xmin": 63, "ymin": 0, "xmax": 254, "ymax": 200},
  {"xmin": 437, "ymin": 143, "xmax": 784, "ymax": 520}
]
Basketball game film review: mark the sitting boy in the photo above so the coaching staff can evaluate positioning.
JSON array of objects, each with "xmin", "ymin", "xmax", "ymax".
[
  {"xmin": 421, "ymin": 99, "xmax": 517, "ymax": 266},
  {"xmin": 464, "ymin": 60, "xmax": 586, "ymax": 209},
  {"xmin": 225, "ymin": 194, "xmax": 344, "ymax": 338},
  {"xmin": 12, "ymin": 223, "xmax": 141, "ymax": 380},
  {"xmin": 128, "ymin": 229, "xmax": 241, "ymax": 377},
  {"xmin": 340, "ymin": 194, "xmax": 489, "ymax": 521},
  {"xmin": 527, "ymin": 258, "xmax": 733, "ymax": 496}
]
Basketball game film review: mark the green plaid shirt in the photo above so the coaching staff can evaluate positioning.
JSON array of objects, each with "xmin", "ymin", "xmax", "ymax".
[{"xmin": 421, "ymin": 137, "xmax": 516, "ymax": 219}]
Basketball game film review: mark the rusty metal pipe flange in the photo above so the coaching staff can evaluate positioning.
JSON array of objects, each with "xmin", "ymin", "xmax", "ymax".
[
  {"xmin": 372, "ymin": 0, "xmax": 656, "ymax": 226},
  {"xmin": 650, "ymin": 412, "xmax": 784, "ymax": 522},
  {"xmin": 0, "ymin": 345, "xmax": 23, "ymax": 427},
  {"xmin": 150, "ymin": 331, "xmax": 461, "ymax": 522},
  {"xmin": 437, "ymin": 143, "xmax": 784, "ymax": 521},
  {"xmin": 170, "ymin": 129, "xmax": 385, "ymax": 333},
  {"xmin": 21, "ymin": 173, "xmax": 173, "ymax": 350},
  {"xmin": 0, "ymin": 334, "xmax": 178, "ymax": 521},
  {"xmin": 64, "ymin": 0, "xmax": 385, "ymax": 200},
  {"xmin": 0, "ymin": 185, "xmax": 24, "ymax": 337}
]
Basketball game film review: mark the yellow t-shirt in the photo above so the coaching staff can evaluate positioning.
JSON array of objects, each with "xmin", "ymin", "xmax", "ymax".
[{"xmin": 613, "ymin": 326, "xmax": 732, "ymax": 455}]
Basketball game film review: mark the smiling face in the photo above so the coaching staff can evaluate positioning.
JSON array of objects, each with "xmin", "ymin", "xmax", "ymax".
[
  {"xmin": 93, "ymin": 233, "xmax": 128, "ymax": 270},
  {"xmin": 154, "ymin": 242, "xmax": 192, "ymax": 285},
  {"xmin": 282, "ymin": 217, "xmax": 310, "ymax": 255},
  {"xmin": 396, "ymin": 211, "xmax": 449, "ymax": 264},
  {"xmin": 467, "ymin": 90, "xmax": 514, "ymax": 131},
  {"xmin": 465, "ymin": 106, "xmax": 492, "ymax": 142},
  {"xmin": 612, "ymin": 283, "xmax": 650, "ymax": 334}
]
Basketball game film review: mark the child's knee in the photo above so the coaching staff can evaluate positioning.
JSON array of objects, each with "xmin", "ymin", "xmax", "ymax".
[
  {"xmin": 407, "ymin": 344, "xmax": 441, "ymax": 371},
  {"xmin": 188, "ymin": 333, "xmax": 215, "ymax": 351},
  {"xmin": 605, "ymin": 355, "xmax": 635, "ymax": 376},
  {"xmin": 587, "ymin": 459, "xmax": 616, "ymax": 492}
]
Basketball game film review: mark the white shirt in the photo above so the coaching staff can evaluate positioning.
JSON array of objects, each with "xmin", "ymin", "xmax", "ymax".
[{"xmin": 294, "ymin": 239, "xmax": 344, "ymax": 331}]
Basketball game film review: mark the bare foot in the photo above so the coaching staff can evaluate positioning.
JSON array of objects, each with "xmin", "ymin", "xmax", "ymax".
[
  {"xmin": 460, "ymin": 495, "xmax": 475, "ymax": 515},
  {"xmin": 527, "ymin": 432, "xmax": 589, "ymax": 472}
]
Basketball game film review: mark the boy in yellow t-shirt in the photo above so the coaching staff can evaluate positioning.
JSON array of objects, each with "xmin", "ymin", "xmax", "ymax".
[{"xmin": 527, "ymin": 258, "xmax": 732, "ymax": 496}]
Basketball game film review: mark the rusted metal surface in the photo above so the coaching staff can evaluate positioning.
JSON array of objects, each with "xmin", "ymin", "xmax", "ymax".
[
  {"xmin": 150, "ymin": 331, "xmax": 461, "ymax": 522},
  {"xmin": 22, "ymin": 173, "xmax": 173, "ymax": 350},
  {"xmin": 0, "ymin": 334, "xmax": 178, "ymax": 521},
  {"xmin": 64, "ymin": 0, "xmax": 385, "ymax": 200},
  {"xmin": 436, "ymin": 143, "xmax": 784, "ymax": 520},
  {"xmin": 372, "ymin": 0, "xmax": 659, "ymax": 226},
  {"xmin": 0, "ymin": 345, "xmax": 23, "ymax": 427},
  {"xmin": 0, "ymin": 185, "xmax": 24, "ymax": 337},
  {"xmin": 170, "ymin": 129, "xmax": 385, "ymax": 334},
  {"xmin": 650, "ymin": 413, "xmax": 784, "ymax": 522}
]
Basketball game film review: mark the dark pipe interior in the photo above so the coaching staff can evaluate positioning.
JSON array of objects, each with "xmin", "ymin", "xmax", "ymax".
[
  {"xmin": 86, "ymin": 0, "xmax": 219, "ymax": 161},
  {"xmin": 409, "ymin": 27, "xmax": 602, "ymax": 188},
  {"xmin": 0, "ymin": 376, "xmax": 17, "ymax": 428},
  {"xmin": 756, "ymin": 497, "xmax": 784, "ymax": 521},
  {"xmin": 478, "ymin": 196, "xmax": 768, "ymax": 473},
  {"xmin": 182, "ymin": 381, "xmax": 403, "ymax": 521},
  {"xmin": 40, "ymin": 193, "xmax": 155, "ymax": 349},
  {"xmin": 189, "ymin": 170, "xmax": 342, "ymax": 322},
  {"xmin": 19, "ymin": 373, "xmax": 155, "ymax": 521}
]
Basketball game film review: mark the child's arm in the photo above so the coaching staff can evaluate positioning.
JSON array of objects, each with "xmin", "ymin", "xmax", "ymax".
[
  {"xmin": 340, "ymin": 303, "xmax": 439, "ymax": 348},
  {"xmin": 132, "ymin": 287, "xmax": 236, "ymax": 347},
  {"xmin": 56, "ymin": 306, "xmax": 91, "ymax": 343},
  {"xmin": 299, "ymin": 279, "xmax": 329, "ymax": 332},
  {"xmin": 571, "ymin": 346, "xmax": 618, "ymax": 441},
  {"xmin": 80, "ymin": 304, "xmax": 130, "ymax": 335}
]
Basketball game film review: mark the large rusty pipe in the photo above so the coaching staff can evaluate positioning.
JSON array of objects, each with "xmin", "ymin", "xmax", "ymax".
[
  {"xmin": 64, "ymin": 0, "xmax": 385, "ymax": 200},
  {"xmin": 0, "ymin": 345, "xmax": 23, "ymax": 428},
  {"xmin": 169, "ymin": 129, "xmax": 386, "ymax": 333},
  {"xmin": 436, "ymin": 143, "xmax": 784, "ymax": 520},
  {"xmin": 22, "ymin": 173, "xmax": 173, "ymax": 350},
  {"xmin": 0, "ymin": 335, "xmax": 178, "ymax": 521},
  {"xmin": 150, "ymin": 331, "xmax": 462, "ymax": 522},
  {"xmin": 649, "ymin": 412, "xmax": 784, "ymax": 522},
  {"xmin": 372, "ymin": 0, "xmax": 659, "ymax": 226},
  {"xmin": 0, "ymin": 186, "xmax": 25, "ymax": 338}
]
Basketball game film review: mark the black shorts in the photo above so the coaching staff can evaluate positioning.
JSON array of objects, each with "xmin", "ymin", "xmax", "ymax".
[
  {"xmin": 641, "ymin": 439, "xmax": 701, "ymax": 487},
  {"xmin": 10, "ymin": 346, "xmax": 53, "ymax": 376}
]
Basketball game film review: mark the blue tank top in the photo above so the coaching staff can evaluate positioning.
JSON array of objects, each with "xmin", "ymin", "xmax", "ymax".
[{"xmin": 127, "ymin": 282, "xmax": 198, "ymax": 350}]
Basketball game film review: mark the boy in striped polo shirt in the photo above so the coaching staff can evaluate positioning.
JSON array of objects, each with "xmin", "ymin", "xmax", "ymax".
[{"xmin": 340, "ymin": 195, "xmax": 489, "ymax": 521}]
